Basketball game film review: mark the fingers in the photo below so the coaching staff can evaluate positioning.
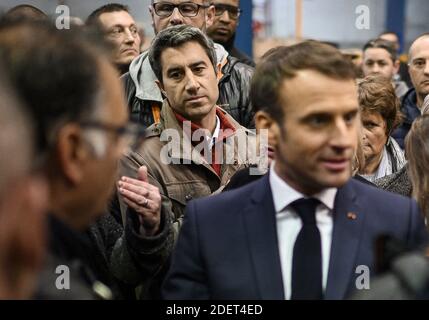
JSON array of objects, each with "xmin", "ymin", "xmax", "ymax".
[
  {"xmin": 118, "ymin": 180, "xmax": 150, "ymax": 198},
  {"xmin": 119, "ymin": 175, "xmax": 158, "ymax": 192},
  {"xmin": 119, "ymin": 182, "xmax": 161, "ymax": 212},
  {"xmin": 122, "ymin": 195, "xmax": 152, "ymax": 212},
  {"xmin": 138, "ymin": 165, "xmax": 149, "ymax": 183}
]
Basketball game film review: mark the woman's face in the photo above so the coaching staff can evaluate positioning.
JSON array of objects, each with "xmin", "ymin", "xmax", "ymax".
[{"xmin": 361, "ymin": 111, "xmax": 388, "ymax": 163}]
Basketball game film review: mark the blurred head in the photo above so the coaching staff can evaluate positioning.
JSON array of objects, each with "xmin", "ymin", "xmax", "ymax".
[
  {"xmin": 206, "ymin": 0, "xmax": 240, "ymax": 45},
  {"xmin": 379, "ymin": 31, "xmax": 400, "ymax": 53},
  {"xmin": 149, "ymin": 25, "xmax": 219, "ymax": 122},
  {"xmin": 149, "ymin": 0, "xmax": 215, "ymax": 35},
  {"xmin": 408, "ymin": 34, "xmax": 429, "ymax": 108},
  {"xmin": 0, "ymin": 70, "xmax": 47, "ymax": 299},
  {"xmin": 362, "ymin": 39, "xmax": 399, "ymax": 80},
  {"xmin": 0, "ymin": 20, "xmax": 136, "ymax": 230},
  {"xmin": 4, "ymin": 4, "xmax": 47, "ymax": 21},
  {"xmin": 87, "ymin": 4, "xmax": 141, "ymax": 73},
  {"xmin": 406, "ymin": 115, "xmax": 429, "ymax": 220},
  {"xmin": 358, "ymin": 75, "xmax": 402, "ymax": 173},
  {"xmin": 252, "ymin": 42, "xmax": 359, "ymax": 195}
]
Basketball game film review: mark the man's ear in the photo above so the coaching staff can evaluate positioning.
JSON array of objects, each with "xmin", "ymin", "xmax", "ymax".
[
  {"xmin": 393, "ymin": 59, "xmax": 400, "ymax": 75},
  {"xmin": 55, "ymin": 124, "xmax": 88, "ymax": 186},
  {"xmin": 155, "ymin": 80, "xmax": 167, "ymax": 97},
  {"xmin": 216, "ymin": 63, "xmax": 222, "ymax": 81},
  {"xmin": 255, "ymin": 110, "xmax": 281, "ymax": 147},
  {"xmin": 206, "ymin": 5, "xmax": 215, "ymax": 29}
]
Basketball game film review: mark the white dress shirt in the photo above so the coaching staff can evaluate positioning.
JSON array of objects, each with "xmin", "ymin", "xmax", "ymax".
[
  {"xmin": 208, "ymin": 115, "xmax": 220, "ymax": 149},
  {"xmin": 269, "ymin": 162, "xmax": 337, "ymax": 300}
]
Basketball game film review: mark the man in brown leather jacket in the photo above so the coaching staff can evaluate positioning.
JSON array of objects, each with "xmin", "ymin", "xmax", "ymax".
[{"xmin": 119, "ymin": 25, "xmax": 257, "ymax": 239}]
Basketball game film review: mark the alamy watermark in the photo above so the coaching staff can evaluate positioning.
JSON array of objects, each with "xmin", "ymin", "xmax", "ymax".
[
  {"xmin": 355, "ymin": 5, "xmax": 370, "ymax": 30},
  {"xmin": 355, "ymin": 265, "xmax": 370, "ymax": 290},
  {"xmin": 55, "ymin": 265, "xmax": 70, "ymax": 290}
]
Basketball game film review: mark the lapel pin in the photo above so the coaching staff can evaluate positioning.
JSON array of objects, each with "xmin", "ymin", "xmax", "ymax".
[{"xmin": 347, "ymin": 212, "xmax": 357, "ymax": 220}]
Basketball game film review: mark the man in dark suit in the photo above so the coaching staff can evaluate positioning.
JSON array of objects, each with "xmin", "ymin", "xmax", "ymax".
[{"xmin": 162, "ymin": 41, "xmax": 428, "ymax": 300}]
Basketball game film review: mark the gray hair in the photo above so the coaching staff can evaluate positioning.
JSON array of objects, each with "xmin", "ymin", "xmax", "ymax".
[{"xmin": 148, "ymin": 24, "xmax": 217, "ymax": 82}]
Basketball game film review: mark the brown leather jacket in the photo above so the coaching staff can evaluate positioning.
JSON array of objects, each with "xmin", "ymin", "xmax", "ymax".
[{"xmin": 119, "ymin": 101, "xmax": 257, "ymax": 239}]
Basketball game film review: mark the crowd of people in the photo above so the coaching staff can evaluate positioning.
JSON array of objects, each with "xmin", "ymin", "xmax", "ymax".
[{"xmin": 1, "ymin": 0, "xmax": 429, "ymax": 300}]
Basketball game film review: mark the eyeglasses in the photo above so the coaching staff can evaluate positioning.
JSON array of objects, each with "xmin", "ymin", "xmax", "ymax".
[
  {"xmin": 80, "ymin": 121, "xmax": 146, "ymax": 152},
  {"xmin": 152, "ymin": 2, "xmax": 209, "ymax": 17},
  {"xmin": 214, "ymin": 4, "xmax": 242, "ymax": 20}
]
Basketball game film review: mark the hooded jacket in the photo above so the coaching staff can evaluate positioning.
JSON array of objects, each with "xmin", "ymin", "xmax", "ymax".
[
  {"xmin": 392, "ymin": 88, "xmax": 421, "ymax": 149},
  {"xmin": 122, "ymin": 43, "xmax": 255, "ymax": 128}
]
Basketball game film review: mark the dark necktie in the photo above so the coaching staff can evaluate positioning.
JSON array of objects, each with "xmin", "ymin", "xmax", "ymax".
[{"xmin": 290, "ymin": 198, "xmax": 323, "ymax": 300}]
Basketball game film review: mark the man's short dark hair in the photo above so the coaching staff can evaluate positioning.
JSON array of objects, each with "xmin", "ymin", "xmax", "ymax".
[
  {"xmin": 86, "ymin": 3, "xmax": 130, "ymax": 26},
  {"xmin": 363, "ymin": 38, "xmax": 397, "ymax": 62},
  {"xmin": 251, "ymin": 41, "xmax": 356, "ymax": 123},
  {"xmin": 379, "ymin": 30, "xmax": 398, "ymax": 37},
  {"xmin": 0, "ymin": 20, "xmax": 109, "ymax": 159},
  {"xmin": 148, "ymin": 24, "xmax": 217, "ymax": 83},
  {"xmin": 4, "ymin": 4, "xmax": 47, "ymax": 21}
]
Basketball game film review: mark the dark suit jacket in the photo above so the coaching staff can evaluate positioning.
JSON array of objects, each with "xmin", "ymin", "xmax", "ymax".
[{"xmin": 162, "ymin": 175, "xmax": 428, "ymax": 300}]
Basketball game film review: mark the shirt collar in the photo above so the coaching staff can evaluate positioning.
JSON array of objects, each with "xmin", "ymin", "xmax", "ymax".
[
  {"xmin": 269, "ymin": 162, "xmax": 337, "ymax": 214},
  {"xmin": 210, "ymin": 115, "xmax": 221, "ymax": 149}
]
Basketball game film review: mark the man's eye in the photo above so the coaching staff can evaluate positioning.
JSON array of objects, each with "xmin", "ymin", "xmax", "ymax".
[
  {"xmin": 158, "ymin": 4, "xmax": 174, "ymax": 11},
  {"xmin": 170, "ymin": 72, "xmax": 182, "ymax": 79},
  {"xmin": 193, "ymin": 67, "xmax": 204, "ymax": 74},
  {"xmin": 344, "ymin": 112, "xmax": 357, "ymax": 124},
  {"xmin": 110, "ymin": 28, "xmax": 122, "ymax": 35},
  {"xmin": 308, "ymin": 116, "xmax": 328, "ymax": 126},
  {"xmin": 180, "ymin": 4, "xmax": 197, "ymax": 13},
  {"xmin": 130, "ymin": 27, "xmax": 138, "ymax": 35}
]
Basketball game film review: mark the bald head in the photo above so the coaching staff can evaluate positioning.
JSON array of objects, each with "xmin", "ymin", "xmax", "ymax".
[
  {"xmin": 408, "ymin": 34, "xmax": 429, "ymax": 107},
  {"xmin": 409, "ymin": 34, "xmax": 429, "ymax": 60}
]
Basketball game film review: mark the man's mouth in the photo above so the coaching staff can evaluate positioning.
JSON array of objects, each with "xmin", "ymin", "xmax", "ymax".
[
  {"xmin": 215, "ymin": 28, "xmax": 230, "ymax": 36},
  {"xmin": 185, "ymin": 96, "xmax": 205, "ymax": 103},
  {"xmin": 320, "ymin": 158, "xmax": 350, "ymax": 171},
  {"xmin": 121, "ymin": 48, "xmax": 138, "ymax": 54}
]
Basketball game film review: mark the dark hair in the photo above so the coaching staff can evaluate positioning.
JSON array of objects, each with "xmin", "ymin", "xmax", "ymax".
[
  {"xmin": 86, "ymin": 3, "xmax": 130, "ymax": 26},
  {"xmin": 363, "ymin": 38, "xmax": 397, "ymax": 62},
  {"xmin": 358, "ymin": 74, "xmax": 403, "ymax": 136},
  {"xmin": 406, "ymin": 115, "xmax": 429, "ymax": 221},
  {"xmin": 0, "ymin": 20, "xmax": 109, "ymax": 157},
  {"xmin": 4, "ymin": 4, "xmax": 47, "ymax": 21},
  {"xmin": 250, "ymin": 41, "xmax": 356, "ymax": 122},
  {"xmin": 379, "ymin": 31, "xmax": 398, "ymax": 38},
  {"xmin": 148, "ymin": 24, "xmax": 217, "ymax": 82},
  {"xmin": 151, "ymin": 0, "xmax": 210, "ymax": 4}
]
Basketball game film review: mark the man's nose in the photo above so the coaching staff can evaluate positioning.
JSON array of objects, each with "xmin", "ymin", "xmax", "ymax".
[
  {"xmin": 185, "ymin": 72, "xmax": 200, "ymax": 92},
  {"xmin": 170, "ymin": 7, "xmax": 184, "ymax": 25},
  {"xmin": 424, "ymin": 59, "xmax": 429, "ymax": 75},
  {"xmin": 372, "ymin": 64, "xmax": 381, "ymax": 73},
  {"xmin": 331, "ymin": 119, "xmax": 355, "ymax": 150},
  {"xmin": 219, "ymin": 10, "xmax": 231, "ymax": 23},
  {"xmin": 124, "ymin": 28, "xmax": 135, "ymax": 43}
]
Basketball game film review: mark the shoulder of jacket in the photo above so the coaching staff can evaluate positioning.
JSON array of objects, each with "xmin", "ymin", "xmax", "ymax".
[
  {"xmin": 144, "ymin": 122, "xmax": 164, "ymax": 138},
  {"xmin": 227, "ymin": 55, "xmax": 254, "ymax": 73}
]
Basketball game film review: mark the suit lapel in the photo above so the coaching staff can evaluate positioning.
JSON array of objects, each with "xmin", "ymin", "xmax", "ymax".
[
  {"xmin": 242, "ymin": 175, "xmax": 285, "ymax": 300},
  {"xmin": 325, "ymin": 180, "xmax": 366, "ymax": 300}
]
